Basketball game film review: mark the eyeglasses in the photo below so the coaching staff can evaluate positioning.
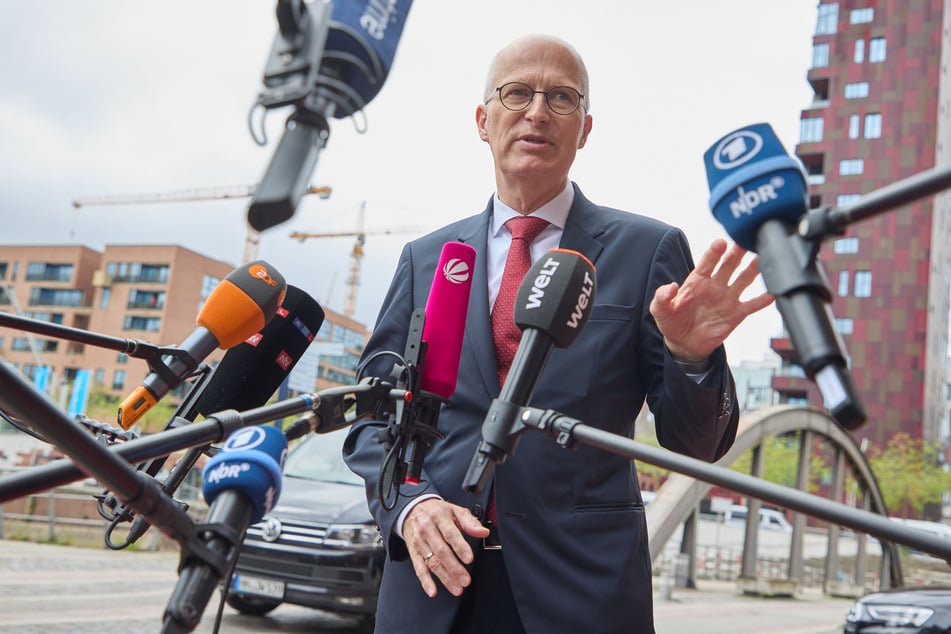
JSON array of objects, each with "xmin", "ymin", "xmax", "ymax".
[{"xmin": 487, "ymin": 81, "xmax": 585, "ymax": 115}]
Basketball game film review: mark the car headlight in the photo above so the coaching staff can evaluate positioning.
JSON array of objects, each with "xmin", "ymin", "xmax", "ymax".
[
  {"xmin": 846, "ymin": 601, "xmax": 934, "ymax": 628},
  {"xmin": 323, "ymin": 523, "xmax": 383, "ymax": 549}
]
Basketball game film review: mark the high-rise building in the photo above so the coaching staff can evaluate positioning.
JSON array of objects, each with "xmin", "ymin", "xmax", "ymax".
[{"xmin": 772, "ymin": 0, "xmax": 951, "ymax": 450}]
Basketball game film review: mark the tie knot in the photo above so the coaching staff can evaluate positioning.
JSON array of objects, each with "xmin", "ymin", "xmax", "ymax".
[{"xmin": 505, "ymin": 216, "xmax": 550, "ymax": 243}]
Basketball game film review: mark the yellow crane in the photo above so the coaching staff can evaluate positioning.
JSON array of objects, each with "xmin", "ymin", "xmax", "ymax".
[
  {"xmin": 72, "ymin": 184, "xmax": 333, "ymax": 263},
  {"xmin": 290, "ymin": 201, "xmax": 423, "ymax": 318}
]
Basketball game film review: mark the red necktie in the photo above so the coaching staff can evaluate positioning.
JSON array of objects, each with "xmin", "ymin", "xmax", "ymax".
[{"xmin": 487, "ymin": 215, "xmax": 549, "ymax": 525}]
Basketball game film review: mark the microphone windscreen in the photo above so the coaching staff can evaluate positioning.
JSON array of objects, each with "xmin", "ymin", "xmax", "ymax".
[
  {"xmin": 419, "ymin": 242, "xmax": 476, "ymax": 399},
  {"xmin": 703, "ymin": 122, "xmax": 808, "ymax": 252},
  {"xmin": 196, "ymin": 261, "xmax": 287, "ymax": 349},
  {"xmin": 514, "ymin": 249, "xmax": 596, "ymax": 349},
  {"xmin": 202, "ymin": 424, "xmax": 288, "ymax": 524},
  {"xmin": 195, "ymin": 285, "xmax": 325, "ymax": 416},
  {"xmin": 322, "ymin": 0, "xmax": 414, "ymax": 118}
]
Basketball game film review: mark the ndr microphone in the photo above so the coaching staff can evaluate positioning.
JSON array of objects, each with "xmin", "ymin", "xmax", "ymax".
[
  {"xmin": 401, "ymin": 241, "xmax": 476, "ymax": 485},
  {"xmin": 704, "ymin": 122, "xmax": 866, "ymax": 429},
  {"xmin": 117, "ymin": 261, "xmax": 287, "ymax": 429},
  {"xmin": 164, "ymin": 425, "xmax": 288, "ymax": 632},
  {"xmin": 463, "ymin": 249, "xmax": 596, "ymax": 494}
]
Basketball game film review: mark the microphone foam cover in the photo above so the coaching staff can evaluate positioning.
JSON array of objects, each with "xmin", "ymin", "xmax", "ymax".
[
  {"xmin": 703, "ymin": 122, "xmax": 808, "ymax": 252},
  {"xmin": 197, "ymin": 261, "xmax": 287, "ymax": 349},
  {"xmin": 514, "ymin": 249, "xmax": 596, "ymax": 349},
  {"xmin": 195, "ymin": 285, "xmax": 325, "ymax": 416},
  {"xmin": 202, "ymin": 425, "xmax": 288, "ymax": 524},
  {"xmin": 420, "ymin": 242, "xmax": 476, "ymax": 399}
]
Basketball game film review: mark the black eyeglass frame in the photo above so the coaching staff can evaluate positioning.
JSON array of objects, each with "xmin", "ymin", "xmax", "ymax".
[{"xmin": 485, "ymin": 81, "xmax": 586, "ymax": 115}]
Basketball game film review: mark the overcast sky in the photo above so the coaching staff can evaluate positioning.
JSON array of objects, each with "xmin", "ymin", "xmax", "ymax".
[{"xmin": 0, "ymin": 1, "xmax": 818, "ymax": 364}]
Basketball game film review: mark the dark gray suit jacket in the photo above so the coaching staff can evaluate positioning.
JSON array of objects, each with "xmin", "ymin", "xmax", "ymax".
[{"xmin": 344, "ymin": 185, "xmax": 738, "ymax": 633}]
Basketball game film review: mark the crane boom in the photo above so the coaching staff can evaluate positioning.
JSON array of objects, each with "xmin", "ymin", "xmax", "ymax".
[{"xmin": 71, "ymin": 183, "xmax": 332, "ymax": 263}]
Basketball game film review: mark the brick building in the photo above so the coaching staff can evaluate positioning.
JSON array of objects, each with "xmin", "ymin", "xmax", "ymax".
[{"xmin": 773, "ymin": 0, "xmax": 951, "ymax": 449}]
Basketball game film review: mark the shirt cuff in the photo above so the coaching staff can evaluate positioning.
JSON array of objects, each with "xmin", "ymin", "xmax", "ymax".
[{"xmin": 394, "ymin": 494, "xmax": 442, "ymax": 539}]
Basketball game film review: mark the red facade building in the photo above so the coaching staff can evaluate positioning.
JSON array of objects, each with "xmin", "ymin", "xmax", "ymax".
[{"xmin": 777, "ymin": 0, "xmax": 951, "ymax": 449}]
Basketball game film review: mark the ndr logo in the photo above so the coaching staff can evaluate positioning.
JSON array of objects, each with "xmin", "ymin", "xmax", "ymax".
[{"xmin": 713, "ymin": 130, "xmax": 763, "ymax": 170}]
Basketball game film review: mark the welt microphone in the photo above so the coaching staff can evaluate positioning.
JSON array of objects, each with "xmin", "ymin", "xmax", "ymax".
[
  {"xmin": 463, "ymin": 249, "xmax": 596, "ymax": 494},
  {"xmin": 116, "ymin": 261, "xmax": 287, "ymax": 429},
  {"xmin": 401, "ymin": 241, "xmax": 476, "ymax": 484},
  {"xmin": 704, "ymin": 122, "xmax": 866, "ymax": 429}
]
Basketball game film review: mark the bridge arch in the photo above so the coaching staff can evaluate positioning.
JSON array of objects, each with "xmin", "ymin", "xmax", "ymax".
[{"xmin": 645, "ymin": 405, "xmax": 901, "ymax": 593}]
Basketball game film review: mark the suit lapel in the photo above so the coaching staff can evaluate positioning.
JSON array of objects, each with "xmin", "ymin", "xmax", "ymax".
[{"xmin": 452, "ymin": 204, "xmax": 500, "ymax": 397}]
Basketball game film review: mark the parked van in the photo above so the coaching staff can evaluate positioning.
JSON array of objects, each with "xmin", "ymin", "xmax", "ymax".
[{"xmin": 724, "ymin": 504, "xmax": 793, "ymax": 532}]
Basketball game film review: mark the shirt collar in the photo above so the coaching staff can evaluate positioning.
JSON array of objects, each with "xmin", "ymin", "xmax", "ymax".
[{"xmin": 490, "ymin": 182, "xmax": 574, "ymax": 237}]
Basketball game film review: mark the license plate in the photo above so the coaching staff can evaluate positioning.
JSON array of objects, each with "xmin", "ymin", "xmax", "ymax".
[{"xmin": 233, "ymin": 574, "xmax": 285, "ymax": 600}]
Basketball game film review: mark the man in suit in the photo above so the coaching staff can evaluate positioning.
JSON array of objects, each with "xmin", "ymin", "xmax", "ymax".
[{"xmin": 343, "ymin": 34, "xmax": 773, "ymax": 633}]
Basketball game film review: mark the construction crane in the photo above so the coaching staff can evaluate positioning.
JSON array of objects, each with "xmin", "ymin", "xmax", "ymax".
[
  {"xmin": 290, "ymin": 201, "xmax": 423, "ymax": 318},
  {"xmin": 72, "ymin": 184, "xmax": 333, "ymax": 263}
]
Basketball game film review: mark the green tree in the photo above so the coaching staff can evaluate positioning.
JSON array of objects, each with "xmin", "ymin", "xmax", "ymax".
[{"xmin": 865, "ymin": 433, "xmax": 951, "ymax": 518}]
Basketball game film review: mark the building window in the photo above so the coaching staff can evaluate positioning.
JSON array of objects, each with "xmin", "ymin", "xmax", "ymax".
[
  {"xmin": 94, "ymin": 368, "xmax": 105, "ymax": 385},
  {"xmin": 25, "ymin": 262, "xmax": 74, "ymax": 282},
  {"xmin": 0, "ymin": 287, "xmax": 9, "ymax": 306},
  {"xmin": 844, "ymin": 82, "xmax": 869, "ymax": 99},
  {"xmin": 835, "ymin": 318, "xmax": 854, "ymax": 335},
  {"xmin": 123, "ymin": 315, "xmax": 161, "ymax": 332},
  {"xmin": 833, "ymin": 237, "xmax": 860, "ymax": 253},
  {"xmin": 816, "ymin": 3, "xmax": 839, "ymax": 34},
  {"xmin": 99, "ymin": 287, "xmax": 111, "ymax": 309},
  {"xmin": 835, "ymin": 195, "xmax": 861, "ymax": 209},
  {"xmin": 840, "ymin": 159, "xmax": 864, "ymax": 176},
  {"xmin": 869, "ymin": 37, "xmax": 886, "ymax": 62},
  {"xmin": 128, "ymin": 289, "xmax": 166, "ymax": 310},
  {"xmin": 29, "ymin": 287, "xmax": 85, "ymax": 307},
  {"xmin": 812, "ymin": 43, "xmax": 830, "ymax": 68},
  {"xmin": 112, "ymin": 369, "xmax": 127, "ymax": 390},
  {"xmin": 854, "ymin": 38, "xmax": 865, "ymax": 63},
  {"xmin": 850, "ymin": 8, "xmax": 874, "ymax": 23},
  {"xmin": 800, "ymin": 117, "xmax": 824, "ymax": 143},
  {"xmin": 11, "ymin": 338, "xmax": 58, "ymax": 353},
  {"xmin": 849, "ymin": 114, "xmax": 860, "ymax": 139},
  {"xmin": 864, "ymin": 113, "xmax": 882, "ymax": 138},
  {"xmin": 0, "ymin": 262, "xmax": 7, "ymax": 280},
  {"xmin": 201, "ymin": 275, "xmax": 221, "ymax": 299},
  {"xmin": 854, "ymin": 270, "xmax": 872, "ymax": 297},
  {"xmin": 117, "ymin": 353, "xmax": 129, "ymax": 364},
  {"xmin": 838, "ymin": 270, "xmax": 850, "ymax": 297}
]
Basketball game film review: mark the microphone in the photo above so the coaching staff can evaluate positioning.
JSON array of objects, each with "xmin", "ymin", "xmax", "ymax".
[
  {"xmin": 194, "ymin": 284, "xmax": 325, "ymax": 416},
  {"xmin": 116, "ymin": 285, "xmax": 324, "ymax": 546},
  {"xmin": 163, "ymin": 425, "xmax": 287, "ymax": 632},
  {"xmin": 399, "ymin": 241, "xmax": 476, "ymax": 485},
  {"xmin": 703, "ymin": 122, "xmax": 866, "ymax": 429},
  {"xmin": 248, "ymin": 0, "xmax": 414, "ymax": 232},
  {"xmin": 116, "ymin": 261, "xmax": 287, "ymax": 429},
  {"xmin": 463, "ymin": 249, "xmax": 596, "ymax": 494}
]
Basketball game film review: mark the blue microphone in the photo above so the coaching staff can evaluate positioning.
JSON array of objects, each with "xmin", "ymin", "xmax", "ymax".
[
  {"xmin": 248, "ymin": 0, "xmax": 414, "ymax": 231},
  {"xmin": 202, "ymin": 425, "xmax": 287, "ymax": 524},
  {"xmin": 164, "ymin": 425, "xmax": 289, "ymax": 631},
  {"xmin": 703, "ymin": 123, "xmax": 866, "ymax": 430}
]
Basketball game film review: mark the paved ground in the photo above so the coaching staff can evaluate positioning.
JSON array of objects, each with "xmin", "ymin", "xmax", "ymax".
[{"xmin": 0, "ymin": 539, "xmax": 855, "ymax": 633}]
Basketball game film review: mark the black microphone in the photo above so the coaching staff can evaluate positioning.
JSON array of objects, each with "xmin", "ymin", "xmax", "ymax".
[
  {"xmin": 248, "ymin": 0, "xmax": 414, "ymax": 232},
  {"xmin": 463, "ymin": 249, "xmax": 597, "ymax": 494},
  {"xmin": 194, "ymin": 284, "xmax": 325, "ymax": 416},
  {"xmin": 163, "ymin": 425, "xmax": 287, "ymax": 633},
  {"xmin": 118, "ymin": 285, "xmax": 325, "ymax": 545},
  {"xmin": 117, "ymin": 261, "xmax": 287, "ymax": 429},
  {"xmin": 703, "ymin": 123, "xmax": 866, "ymax": 429}
]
